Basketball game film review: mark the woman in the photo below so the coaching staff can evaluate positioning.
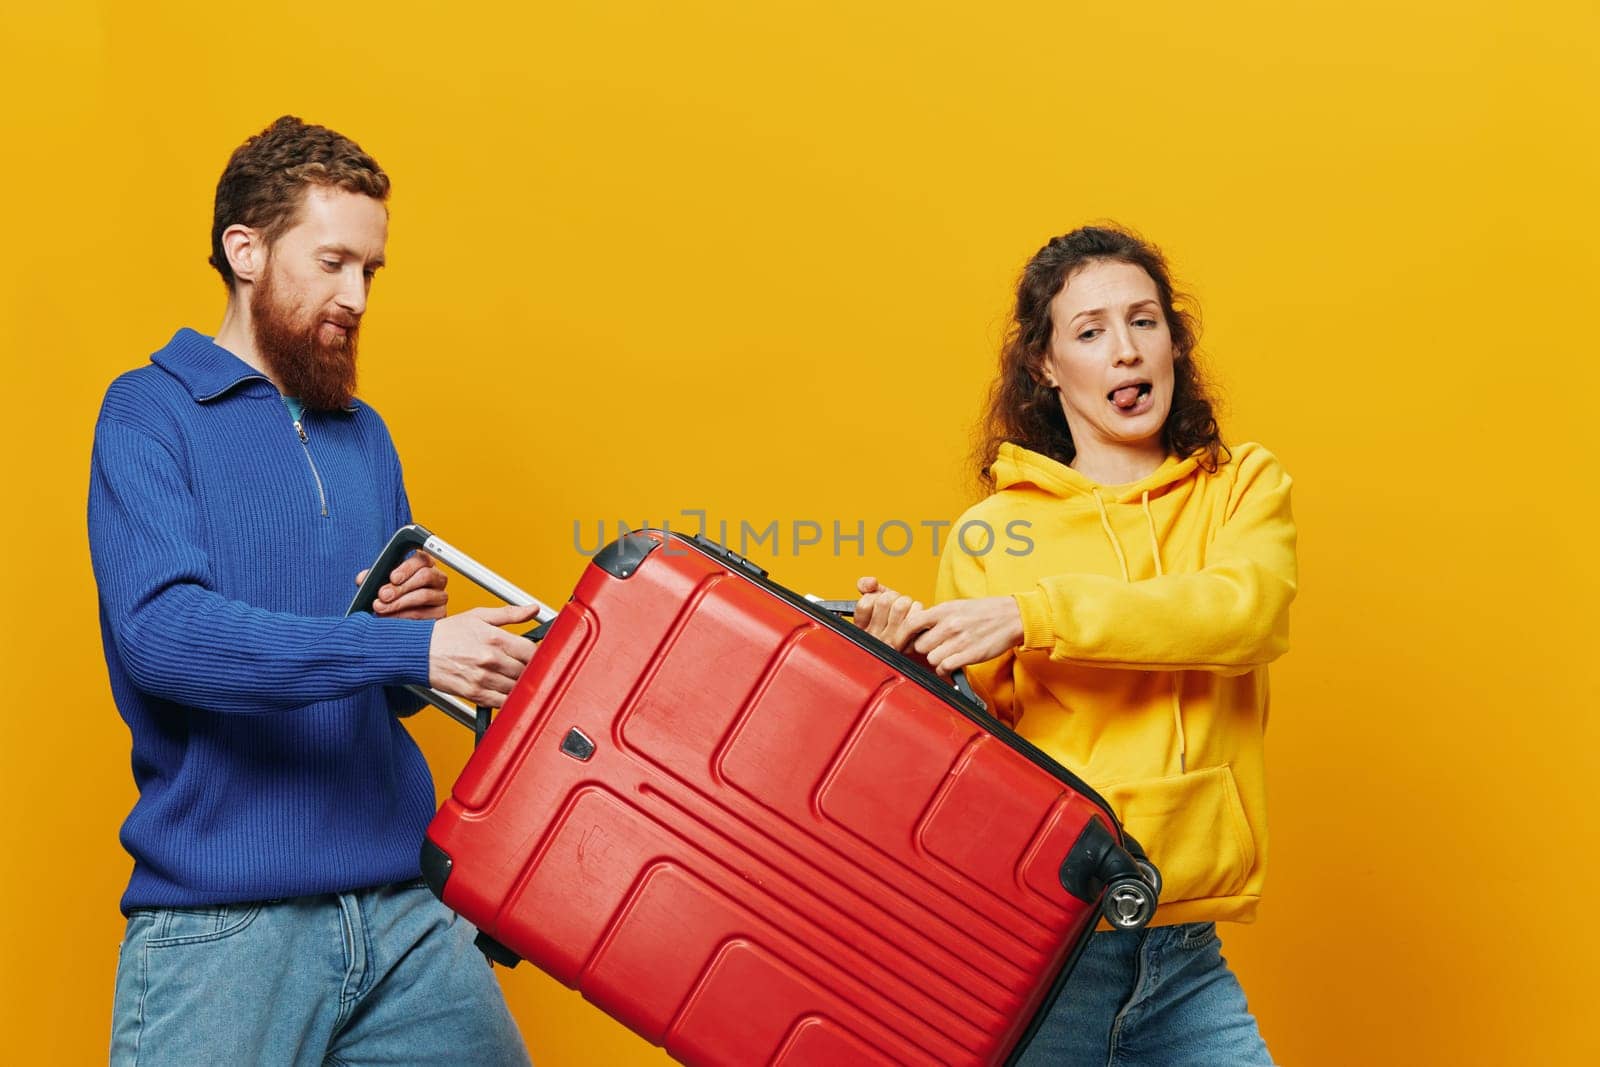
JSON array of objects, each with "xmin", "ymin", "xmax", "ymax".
[{"xmin": 856, "ymin": 224, "xmax": 1296, "ymax": 1065}]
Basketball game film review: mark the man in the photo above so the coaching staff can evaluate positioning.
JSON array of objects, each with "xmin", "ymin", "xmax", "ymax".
[{"xmin": 90, "ymin": 115, "xmax": 534, "ymax": 1064}]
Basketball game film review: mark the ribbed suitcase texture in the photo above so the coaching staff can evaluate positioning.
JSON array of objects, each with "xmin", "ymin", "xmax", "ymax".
[{"xmin": 422, "ymin": 531, "xmax": 1132, "ymax": 1066}]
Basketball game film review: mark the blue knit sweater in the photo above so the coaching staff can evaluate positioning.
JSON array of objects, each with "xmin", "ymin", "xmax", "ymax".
[{"xmin": 89, "ymin": 329, "xmax": 440, "ymax": 913}]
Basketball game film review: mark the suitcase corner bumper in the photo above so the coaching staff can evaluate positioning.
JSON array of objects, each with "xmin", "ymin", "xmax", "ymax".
[{"xmin": 420, "ymin": 835, "xmax": 453, "ymax": 902}]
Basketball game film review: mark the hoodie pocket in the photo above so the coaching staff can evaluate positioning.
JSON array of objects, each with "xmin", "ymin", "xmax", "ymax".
[{"xmin": 1100, "ymin": 763, "xmax": 1257, "ymax": 904}]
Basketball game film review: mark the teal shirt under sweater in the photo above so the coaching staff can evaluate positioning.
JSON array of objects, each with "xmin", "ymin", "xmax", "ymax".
[{"xmin": 88, "ymin": 328, "xmax": 438, "ymax": 913}]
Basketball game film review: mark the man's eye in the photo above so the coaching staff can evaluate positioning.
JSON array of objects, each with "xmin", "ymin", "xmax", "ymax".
[{"xmin": 320, "ymin": 260, "xmax": 341, "ymax": 271}]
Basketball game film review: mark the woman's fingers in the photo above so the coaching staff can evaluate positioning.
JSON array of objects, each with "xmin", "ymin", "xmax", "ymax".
[
  {"xmin": 853, "ymin": 590, "xmax": 881, "ymax": 632},
  {"xmin": 930, "ymin": 643, "xmax": 972, "ymax": 676},
  {"xmin": 854, "ymin": 586, "xmax": 901, "ymax": 636},
  {"xmin": 909, "ymin": 603, "xmax": 955, "ymax": 656}
]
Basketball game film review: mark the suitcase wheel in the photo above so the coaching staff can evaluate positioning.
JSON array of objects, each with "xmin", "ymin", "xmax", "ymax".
[
  {"xmin": 1135, "ymin": 858, "xmax": 1163, "ymax": 900},
  {"xmin": 1102, "ymin": 877, "xmax": 1157, "ymax": 930},
  {"xmin": 474, "ymin": 931, "xmax": 522, "ymax": 968}
]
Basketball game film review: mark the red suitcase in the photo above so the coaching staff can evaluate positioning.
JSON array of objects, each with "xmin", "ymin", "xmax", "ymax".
[{"xmin": 352, "ymin": 525, "xmax": 1160, "ymax": 1067}]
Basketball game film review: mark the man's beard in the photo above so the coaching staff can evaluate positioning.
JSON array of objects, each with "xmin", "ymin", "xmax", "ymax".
[{"xmin": 251, "ymin": 270, "xmax": 360, "ymax": 411}]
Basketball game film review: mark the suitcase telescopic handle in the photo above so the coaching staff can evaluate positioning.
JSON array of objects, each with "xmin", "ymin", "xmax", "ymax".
[
  {"xmin": 348, "ymin": 524, "xmax": 560, "ymax": 729},
  {"xmin": 807, "ymin": 598, "xmax": 986, "ymax": 711}
]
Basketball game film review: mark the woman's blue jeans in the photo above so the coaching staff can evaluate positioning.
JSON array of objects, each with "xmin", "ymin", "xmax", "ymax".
[
  {"xmin": 110, "ymin": 880, "xmax": 529, "ymax": 1066},
  {"xmin": 1017, "ymin": 922, "xmax": 1274, "ymax": 1066}
]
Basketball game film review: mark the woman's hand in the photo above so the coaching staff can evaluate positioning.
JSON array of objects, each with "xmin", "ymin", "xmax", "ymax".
[
  {"xmin": 853, "ymin": 579, "xmax": 1024, "ymax": 675},
  {"xmin": 852, "ymin": 576, "xmax": 929, "ymax": 652},
  {"xmin": 906, "ymin": 596, "xmax": 1024, "ymax": 677}
]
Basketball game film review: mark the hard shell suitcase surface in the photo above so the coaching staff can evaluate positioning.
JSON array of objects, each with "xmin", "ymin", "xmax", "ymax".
[{"xmin": 354, "ymin": 526, "xmax": 1158, "ymax": 1067}]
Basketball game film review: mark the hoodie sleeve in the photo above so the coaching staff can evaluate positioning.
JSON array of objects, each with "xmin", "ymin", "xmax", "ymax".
[
  {"xmin": 935, "ymin": 528, "xmax": 1020, "ymax": 725},
  {"xmin": 89, "ymin": 413, "xmax": 437, "ymax": 713},
  {"xmin": 1011, "ymin": 446, "xmax": 1298, "ymax": 673}
]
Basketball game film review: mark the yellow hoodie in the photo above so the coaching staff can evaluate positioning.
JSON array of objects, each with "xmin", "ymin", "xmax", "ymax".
[{"xmin": 935, "ymin": 441, "xmax": 1297, "ymax": 926}]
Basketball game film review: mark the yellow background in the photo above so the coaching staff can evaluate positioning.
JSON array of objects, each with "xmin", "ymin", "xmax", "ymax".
[{"xmin": 3, "ymin": 1, "xmax": 1596, "ymax": 1063}]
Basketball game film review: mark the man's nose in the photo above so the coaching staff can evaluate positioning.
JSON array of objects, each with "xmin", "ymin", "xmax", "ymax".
[{"xmin": 335, "ymin": 270, "xmax": 367, "ymax": 317}]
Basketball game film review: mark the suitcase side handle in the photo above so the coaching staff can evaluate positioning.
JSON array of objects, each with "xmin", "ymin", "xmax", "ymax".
[
  {"xmin": 805, "ymin": 596, "xmax": 987, "ymax": 712},
  {"xmin": 348, "ymin": 524, "xmax": 561, "ymax": 730}
]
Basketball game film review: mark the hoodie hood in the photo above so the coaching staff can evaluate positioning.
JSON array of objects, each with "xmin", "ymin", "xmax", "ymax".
[{"xmin": 990, "ymin": 442, "xmax": 1201, "ymax": 504}]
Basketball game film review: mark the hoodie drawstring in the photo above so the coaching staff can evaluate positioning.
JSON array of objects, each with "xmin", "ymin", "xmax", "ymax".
[
  {"xmin": 1143, "ymin": 491, "xmax": 1187, "ymax": 773},
  {"xmin": 1140, "ymin": 491, "xmax": 1163, "ymax": 578},
  {"xmin": 1093, "ymin": 488, "xmax": 1188, "ymax": 774},
  {"xmin": 1092, "ymin": 490, "xmax": 1131, "ymax": 582}
]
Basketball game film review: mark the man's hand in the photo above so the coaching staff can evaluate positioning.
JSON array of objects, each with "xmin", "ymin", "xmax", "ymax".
[
  {"xmin": 356, "ymin": 550, "xmax": 449, "ymax": 620},
  {"xmin": 428, "ymin": 604, "xmax": 541, "ymax": 709},
  {"xmin": 906, "ymin": 597, "xmax": 1025, "ymax": 677},
  {"xmin": 852, "ymin": 576, "xmax": 931, "ymax": 652}
]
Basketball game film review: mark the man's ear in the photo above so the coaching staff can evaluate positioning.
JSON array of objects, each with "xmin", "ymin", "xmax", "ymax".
[{"xmin": 222, "ymin": 224, "xmax": 265, "ymax": 284}]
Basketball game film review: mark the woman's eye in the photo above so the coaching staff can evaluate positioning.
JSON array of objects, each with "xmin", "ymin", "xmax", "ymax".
[
  {"xmin": 1133, "ymin": 317, "xmax": 1158, "ymax": 328},
  {"xmin": 1077, "ymin": 328, "xmax": 1101, "ymax": 341}
]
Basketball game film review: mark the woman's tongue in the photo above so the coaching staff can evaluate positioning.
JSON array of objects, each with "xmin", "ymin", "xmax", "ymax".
[{"xmin": 1110, "ymin": 385, "xmax": 1143, "ymax": 410}]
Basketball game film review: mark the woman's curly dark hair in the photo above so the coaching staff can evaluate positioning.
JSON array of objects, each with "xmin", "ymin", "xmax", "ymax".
[{"xmin": 976, "ymin": 223, "xmax": 1225, "ymax": 484}]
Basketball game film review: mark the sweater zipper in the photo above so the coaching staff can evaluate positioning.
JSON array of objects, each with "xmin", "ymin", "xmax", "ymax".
[{"xmin": 292, "ymin": 419, "xmax": 330, "ymax": 517}]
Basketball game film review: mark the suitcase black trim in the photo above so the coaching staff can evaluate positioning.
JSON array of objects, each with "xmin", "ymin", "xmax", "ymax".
[
  {"xmin": 593, "ymin": 531, "xmax": 660, "ymax": 579},
  {"xmin": 420, "ymin": 836, "xmax": 453, "ymax": 899},
  {"xmin": 474, "ymin": 930, "xmax": 523, "ymax": 968}
]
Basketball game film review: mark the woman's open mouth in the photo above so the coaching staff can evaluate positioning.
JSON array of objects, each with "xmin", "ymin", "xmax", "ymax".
[{"xmin": 1107, "ymin": 382, "xmax": 1153, "ymax": 415}]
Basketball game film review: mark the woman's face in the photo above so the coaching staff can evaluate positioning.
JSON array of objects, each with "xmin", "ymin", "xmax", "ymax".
[{"xmin": 1040, "ymin": 259, "xmax": 1176, "ymax": 461}]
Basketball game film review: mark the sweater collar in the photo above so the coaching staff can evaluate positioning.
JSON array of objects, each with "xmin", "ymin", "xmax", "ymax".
[{"xmin": 150, "ymin": 328, "xmax": 359, "ymax": 412}]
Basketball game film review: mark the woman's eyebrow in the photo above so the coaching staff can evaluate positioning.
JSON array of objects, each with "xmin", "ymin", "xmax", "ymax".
[{"xmin": 1069, "ymin": 299, "xmax": 1160, "ymax": 325}]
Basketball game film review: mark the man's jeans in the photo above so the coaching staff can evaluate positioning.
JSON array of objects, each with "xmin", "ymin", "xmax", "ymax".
[
  {"xmin": 1017, "ymin": 922, "xmax": 1274, "ymax": 1066},
  {"xmin": 110, "ymin": 880, "xmax": 530, "ymax": 1066}
]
